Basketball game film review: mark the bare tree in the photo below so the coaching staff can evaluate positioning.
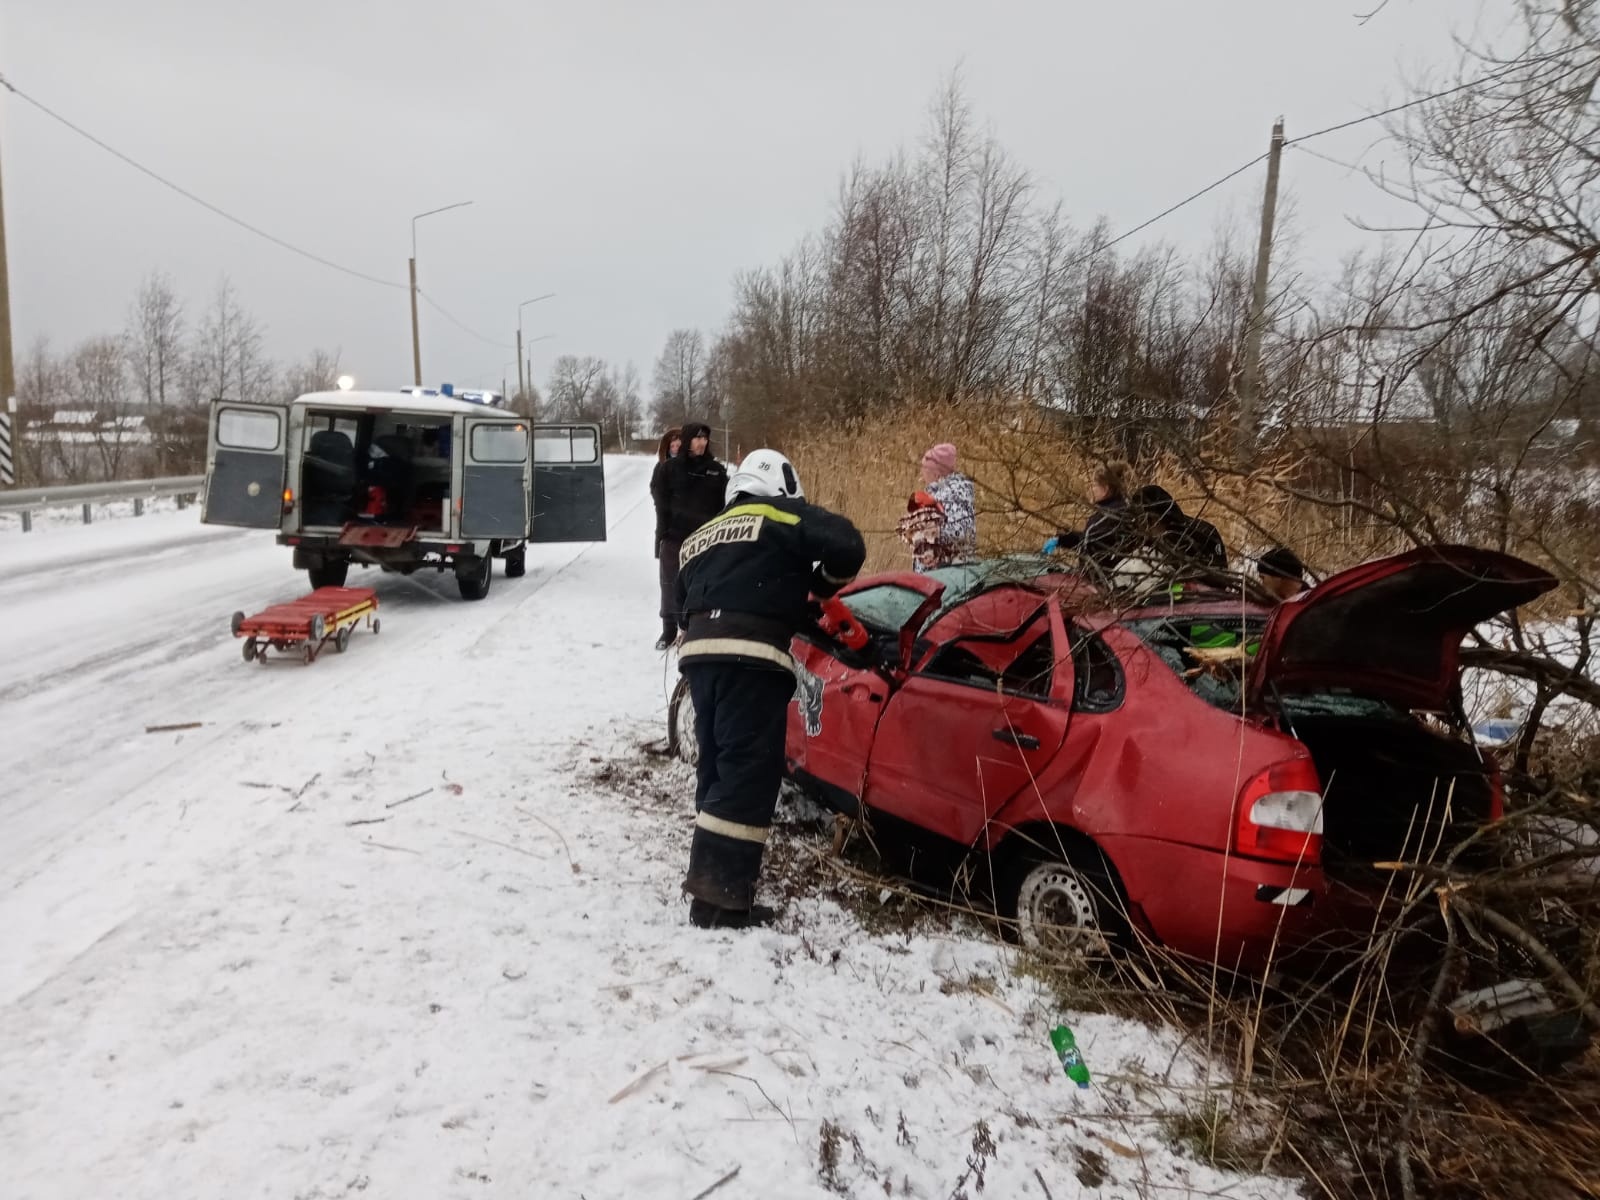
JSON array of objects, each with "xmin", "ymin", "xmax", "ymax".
[
  {"xmin": 14, "ymin": 337, "xmax": 65, "ymax": 485},
  {"xmin": 191, "ymin": 277, "xmax": 275, "ymax": 406},
  {"xmin": 281, "ymin": 348, "xmax": 344, "ymax": 399},
  {"xmin": 65, "ymin": 335, "xmax": 140, "ymax": 481},
  {"xmin": 125, "ymin": 271, "xmax": 185, "ymax": 410},
  {"xmin": 545, "ymin": 354, "xmax": 608, "ymax": 422},
  {"xmin": 651, "ymin": 329, "xmax": 707, "ymax": 427}
]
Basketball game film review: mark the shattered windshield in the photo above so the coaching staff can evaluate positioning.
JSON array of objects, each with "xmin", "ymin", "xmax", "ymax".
[{"xmin": 1123, "ymin": 614, "xmax": 1265, "ymax": 713}]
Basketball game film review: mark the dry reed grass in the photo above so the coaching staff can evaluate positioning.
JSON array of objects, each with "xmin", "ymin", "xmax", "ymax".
[{"xmin": 784, "ymin": 402, "xmax": 1411, "ymax": 579}]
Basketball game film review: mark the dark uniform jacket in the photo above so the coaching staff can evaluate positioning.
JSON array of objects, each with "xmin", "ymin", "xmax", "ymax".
[
  {"xmin": 1161, "ymin": 515, "xmax": 1227, "ymax": 571},
  {"xmin": 676, "ymin": 495, "xmax": 867, "ymax": 672},
  {"xmin": 1057, "ymin": 496, "xmax": 1137, "ymax": 571},
  {"xmin": 656, "ymin": 436, "xmax": 729, "ymax": 544}
]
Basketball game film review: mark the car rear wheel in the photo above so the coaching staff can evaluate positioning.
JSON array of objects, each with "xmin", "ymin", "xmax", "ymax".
[
  {"xmin": 1010, "ymin": 843, "xmax": 1128, "ymax": 956},
  {"xmin": 668, "ymin": 677, "xmax": 699, "ymax": 767}
]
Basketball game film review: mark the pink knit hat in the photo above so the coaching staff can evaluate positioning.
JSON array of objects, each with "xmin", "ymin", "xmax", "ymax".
[{"xmin": 922, "ymin": 443, "xmax": 958, "ymax": 478}]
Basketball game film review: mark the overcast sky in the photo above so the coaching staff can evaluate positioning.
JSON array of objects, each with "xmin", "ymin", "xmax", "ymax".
[{"xmin": 4, "ymin": 0, "xmax": 1509, "ymax": 397}]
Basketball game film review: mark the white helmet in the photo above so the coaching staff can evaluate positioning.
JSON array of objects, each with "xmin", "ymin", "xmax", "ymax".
[{"xmin": 726, "ymin": 449, "xmax": 804, "ymax": 505}]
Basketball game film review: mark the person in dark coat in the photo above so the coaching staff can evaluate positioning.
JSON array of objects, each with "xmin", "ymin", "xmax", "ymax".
[
  {"xmin": 1132, "ymin": 485, "xmax": 1228, "ymax": 573},
  {"xmin": 1043, "ymin": 460, "xmax": 1136, "ymax": 573},
  {"xmin": 649, "ymin": 427, "xmax": 683, "ymax": 645},
  {"xmin": 653, "ymin": 422, "xmax": 727, "ymax": 650},
  {"xmin": 676, "ymin": 448, "xmax": 865, "ymax": 929},
  {"xmin": 1256, "ymin": 545, "xmax": 1308, "ymax": 601}
]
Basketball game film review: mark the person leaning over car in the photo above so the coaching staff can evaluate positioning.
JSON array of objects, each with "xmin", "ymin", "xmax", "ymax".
[
  {"xmin": 653, "ymin": 422, "xmax": 727, "ymax": 650},
  {"xmin": 1043, "ymin": 459, "xmax": 1136, "ymax": 572},
  {"xmin": 1256, "ymin": 545, "xmax": 1308, "ymax": 602},
  {"xmin": 1132, "ymin": 484, "xmax": 1228, "ymax": 573},
  {"xmin": 674, "ymin": 448, "xmax": 866, "ymax": 930}
]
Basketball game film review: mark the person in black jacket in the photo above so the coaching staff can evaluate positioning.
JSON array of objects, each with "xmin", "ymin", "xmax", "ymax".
[
  {"xmin": 653, "ymin": 422, "xmax": 727, "ymax": 650},
  {"xmin": 1132, "ymin": 485, "xmax": 1228, "ymax": 573},
  {"xmin": 675, "ymin": 448, "xmax": 866, "ymax": 929},
  {"xmin": 1043, "ymin": 460, "xmax": 1136, "ymax": 573},
  {"xmin": 648, "ymin": 427, "xmax": 683, "ymax": 646}
]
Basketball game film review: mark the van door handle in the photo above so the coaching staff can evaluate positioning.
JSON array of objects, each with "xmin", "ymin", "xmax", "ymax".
[{"xmin": 992, "ymin": 728, "xmax": 1040, "ymax": 750}]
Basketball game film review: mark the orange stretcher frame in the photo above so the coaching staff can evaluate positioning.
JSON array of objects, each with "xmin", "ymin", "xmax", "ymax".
[{"xmin": 231, "ymin": 586, "xmax": 381, "ymax": 665}]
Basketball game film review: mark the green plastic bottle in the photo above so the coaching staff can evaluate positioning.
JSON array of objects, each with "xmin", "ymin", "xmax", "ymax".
[{"xmin": 1050, "ymin": 1025, "xmax": 1091, "ymax": 1089}]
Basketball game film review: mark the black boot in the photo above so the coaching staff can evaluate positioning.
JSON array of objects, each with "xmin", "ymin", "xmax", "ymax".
[{"xmin": 688, "ymin": 898, "xmax": 777, "ymax": 930}]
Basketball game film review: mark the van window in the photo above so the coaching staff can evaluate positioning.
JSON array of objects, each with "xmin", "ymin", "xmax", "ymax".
[
  {"xmin": 218, "ymin": 407, "xmax": 282, "ymax": 451},
  {"xmin": 471, "ymin": 424, "xmax": 528, "ymax": 463},
  {"xmin": 535, "ymin": 428, "xmax": 600, "ymax": 464},
  {"xmin": 303, "ymin": 415, "xmax": 359, "ymax": 445}
]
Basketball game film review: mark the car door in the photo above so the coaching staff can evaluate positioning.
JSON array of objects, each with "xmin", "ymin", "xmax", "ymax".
[
  {"xmin": 786, "ymin": 576, "xmax": 945, "ymax": 813},
  {"xmin": 202, "ymin": 399, "xmax": 289, "ymax": 529},
  {"xmin": 461, "ymin": 415, "xmax": 531, "ymax": 538},
  {"xmin": 531, "ymin": 423, "xmax": 607, "ymax": 542},
  {"xmin": 863, "ymin": 595, "xmax": 1072, "ymax": 847}
]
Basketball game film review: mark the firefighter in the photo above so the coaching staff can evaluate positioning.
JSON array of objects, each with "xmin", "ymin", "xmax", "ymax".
[{"xmin": 675, "ymin": 449, "xmax": 866, "ymax": 929}]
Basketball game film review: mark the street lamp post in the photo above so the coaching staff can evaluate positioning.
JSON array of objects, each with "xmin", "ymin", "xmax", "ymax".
[
  {"xmin": 409, "ymin": 200, "xmax": 474, "ymax": 386},
  {"xmin": 515, "ymin": 294, "xmax": 555, "ymax": 401}
]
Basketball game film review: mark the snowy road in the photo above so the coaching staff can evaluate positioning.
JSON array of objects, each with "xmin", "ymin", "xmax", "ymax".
[{"xmin": 0, "ymin": 456, "xmax": 1298, "ymax": 1200}]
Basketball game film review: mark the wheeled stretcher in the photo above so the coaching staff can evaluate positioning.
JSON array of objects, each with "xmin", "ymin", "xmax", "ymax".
[{"xmin": 231, "ymin": 587, "xmax": 380, "ymax": 664}]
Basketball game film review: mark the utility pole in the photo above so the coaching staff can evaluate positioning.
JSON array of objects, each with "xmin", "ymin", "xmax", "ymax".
[
  {"xmin": 1237, "ymin": 117, "xmax": 1284, "ymax": 464},
  {"xmin": 409, "ymin": 201, "xmax": 473, "ymax": 388},
  {"xmin": 0, "ymin": 122, "xmax": 16, "ymax": 486},
  {"xmin": 409, "ymin": 257, "xmax": 422, "ymax": 386},
  {"xmin": 516, "ymin": 326, "xmax": 525, "ymax": 402}
]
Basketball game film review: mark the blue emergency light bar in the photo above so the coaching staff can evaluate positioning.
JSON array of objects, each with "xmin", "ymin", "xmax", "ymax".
[{"xmin": 397, "ymin": 385, "xmax": 508, "ymax": 409}]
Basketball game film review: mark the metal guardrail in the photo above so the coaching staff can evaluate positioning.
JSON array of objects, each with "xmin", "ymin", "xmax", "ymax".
[{"xmin": 0, "ymin": 475, "xmax": 205, "ymax": 531}]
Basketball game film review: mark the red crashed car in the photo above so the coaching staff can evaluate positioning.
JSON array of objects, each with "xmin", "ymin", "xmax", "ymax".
[{"xmin": 766, "ymin": 545, "xmax": 1556, "ymax": 975}]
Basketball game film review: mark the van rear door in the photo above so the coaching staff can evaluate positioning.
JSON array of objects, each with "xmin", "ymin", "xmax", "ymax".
[
  {"xmin": 461, "ymin": 416, "xmax": 531, "ymax": 538},
  {"xmin": 531, "ymin": 423, "xmax": 607, "ymax": 542},
  {"xmin": 202, "ymin": 400, "xmax": 289, "ymax": 529}
]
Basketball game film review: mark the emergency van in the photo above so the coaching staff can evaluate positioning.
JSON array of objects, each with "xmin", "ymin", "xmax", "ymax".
[{"xmin": 200, "ymin": 386, "xmax": 606, "ymax": 600}]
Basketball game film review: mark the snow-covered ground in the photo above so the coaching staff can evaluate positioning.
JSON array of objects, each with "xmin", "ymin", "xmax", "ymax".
[{"xmin": 0, "ymin": 456, "xmax": 1299, "ymax": 1199}]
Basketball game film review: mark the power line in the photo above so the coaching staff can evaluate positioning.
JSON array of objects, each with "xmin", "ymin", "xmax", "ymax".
[
  {"xmin": 417, "ymin": 290, "xmax": 515, "ymax": 350},
  {"xmin": 0, "ymin": 73, "xmax": 408, "ymax": 292},
  {"xmin": 1076, "ymin": 55, "xmax": 1580, "ymax": 265},
  {"xmin": 1070, "ymin": 154, "xmax": 1270, "ymax": 267},
  {"xmin": 0, "ymin": 72, "xmax": 514, "ymax": 352}
]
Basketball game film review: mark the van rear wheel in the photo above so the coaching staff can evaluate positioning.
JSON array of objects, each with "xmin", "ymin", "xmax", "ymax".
[
  {"xmin": 456, "ymin": 555, "xmax": 492, "ymax": 601},
  {"xmin": 505, "ymin": 545, "xmax": 527, "ymax": 578},
  {"xmin": 308, "ymin": 559, "xmax": 349, "ymax": 590}
]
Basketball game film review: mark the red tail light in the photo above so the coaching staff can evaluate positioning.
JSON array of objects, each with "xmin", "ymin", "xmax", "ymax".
[
  {"xmin": 1234, "ymin": 758, "xmax": 1324, "ymax": 864},
  {"xmin": 1487, "ymin": 762, "xmax": 1505, "ymax": 823}
]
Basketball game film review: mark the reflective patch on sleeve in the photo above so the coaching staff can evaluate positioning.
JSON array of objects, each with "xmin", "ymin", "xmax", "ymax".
[
  {"xmin": 819, "ymin": 566, "xmax": 857, "ymax": 585},
  {"xmin": 695, "ymin": 811, "xmax": 771, "ymax": 844}
]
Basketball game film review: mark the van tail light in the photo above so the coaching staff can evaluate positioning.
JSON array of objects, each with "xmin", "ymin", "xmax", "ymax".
[
  {"xmin": 1235, "ymin": 758, "xmax": 1324, "ymax": 864},
  {"xmin": 282, "ymin": 487, "xmax": 295, "ymax": 512},
  {"xmin": 1487, "ymin": 762, "xmax": 1505, "ymax": 823}
]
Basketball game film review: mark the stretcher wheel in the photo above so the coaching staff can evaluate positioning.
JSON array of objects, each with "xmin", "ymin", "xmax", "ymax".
[
  {"xmin": 242, "ymin": 637, "xmax": 258, "ymax": 663},
  {"xmin": 230, "ymin": 610, "xmax": 245, "ymax": 637},
  {"xmin": 371, "ymin": 617, "xmax": 381, "ymax": 636},
  {"xmin": 302, "ymin": 641, "xmax": 316, "ymax": 664},
  {"xmin": 336, "ymin": 626, "xmax": 351, "ymax": 653},
  {"xmin": 310, "ymin": 614, "xmax": 327, "ymax": 642}
]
